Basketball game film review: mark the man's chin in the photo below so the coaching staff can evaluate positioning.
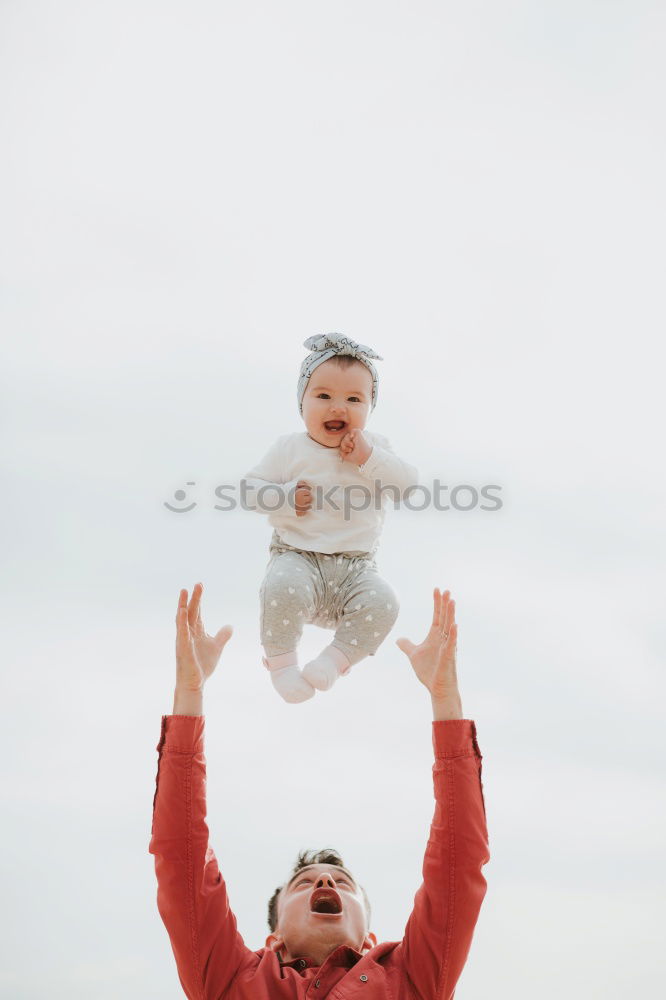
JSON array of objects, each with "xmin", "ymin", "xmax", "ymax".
[{"xmin": 288, "ymin": 924, "xmax": 356, "ymax": 964}]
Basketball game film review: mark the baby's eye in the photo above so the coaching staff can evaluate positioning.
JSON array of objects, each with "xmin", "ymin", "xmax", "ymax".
[
  {"xmin": 317, "ymin": 393, "xmax": 331, "ymax": 399},
  {"xmin": 347, "ymin": 396, "xmax": 361, "ymax": 403}
]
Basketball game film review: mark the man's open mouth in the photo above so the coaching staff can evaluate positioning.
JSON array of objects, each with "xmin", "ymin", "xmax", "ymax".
[
  {"xmin": 309, "ymin": 888, "xmax": 343, "ymax": 915},
  {"xmin": 323, "ymin": 421, "xmax": 347, "ymax": 433}
]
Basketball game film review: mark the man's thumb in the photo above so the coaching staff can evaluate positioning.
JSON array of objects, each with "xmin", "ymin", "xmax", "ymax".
[
  {"xmin": 395, "ymin": 637, "xmax": 416, "ymax": 658},
  {"xmin": 215, "ymin": 624, "xmax": 233, "ymax": 649}
]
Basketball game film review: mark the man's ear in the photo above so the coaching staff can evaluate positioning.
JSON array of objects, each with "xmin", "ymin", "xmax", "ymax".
[
  {"xmin": 361, "ymin": 932, "xmax": 377, "ymax": 953},
  {"xmin": 265, "ymin": 932, "xmax": 285, "ymax": 954}
]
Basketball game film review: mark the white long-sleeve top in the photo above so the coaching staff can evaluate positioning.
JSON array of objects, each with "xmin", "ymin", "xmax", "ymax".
[{"xmin": 242, "ymin": 431, "xmax": 418, "ymax": 554}]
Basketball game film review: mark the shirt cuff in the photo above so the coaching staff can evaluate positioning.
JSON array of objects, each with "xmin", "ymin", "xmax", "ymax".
[
  {"xmin": 156, "ymin": 714, "xmax": 205, "ymax": 753},
  {"xmin": 432, "ymin": 719, "xmax": 481, "ymax": 759},
  {"xmin": 357, "ymin": 445, "xmax": 383, "ymax": 478}
]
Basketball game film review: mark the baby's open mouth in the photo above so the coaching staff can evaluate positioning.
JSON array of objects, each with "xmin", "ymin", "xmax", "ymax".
[
  {"xmin": 310, "ymin": 888, "xmax": 343, "ymax": 914},
  {"xmin": 323, "ymin": 421, "xmax": 347, "ymax": 433}
]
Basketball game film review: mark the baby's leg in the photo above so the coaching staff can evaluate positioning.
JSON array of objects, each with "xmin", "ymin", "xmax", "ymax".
[
  {"xmin": 333, "ymin": 570, "xmax": 399, "ymax": 667},
  {"xmin": 303, "ymin": 558, "xmax": 399, "ymax": 691},
  {"xmin": 260, "ymin": 550, "xmax": 318, "ymax": 703},
  {"xmin": 332, "ymin": 568, "xmax": 400, "ymax": 673}
]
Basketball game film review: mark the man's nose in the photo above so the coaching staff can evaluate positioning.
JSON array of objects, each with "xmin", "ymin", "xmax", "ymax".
[{"xmin": 315, "ymin": 873, "xmax": 337, "ymax": 889}]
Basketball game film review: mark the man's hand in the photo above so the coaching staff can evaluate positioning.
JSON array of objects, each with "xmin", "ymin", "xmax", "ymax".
[
  {"xmin": 396, "ymin": 588, "xmax": 463, "ymax": 721},
  {"xmin": 295, "ymin": 480, "xmax": 313, "ymax": 517},
  {"xmin": 173, "ymin": 583, "xmax": 233, "ymax": 715},
  {"xmin": 339, "ymin": 428, "xmax": 373, "ymax": 466}
]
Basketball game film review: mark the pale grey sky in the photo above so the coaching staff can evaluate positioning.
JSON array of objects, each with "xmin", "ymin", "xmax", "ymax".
[{"xmin": 1, "ymin": 1, "xmax": 665, "ymax": 998}]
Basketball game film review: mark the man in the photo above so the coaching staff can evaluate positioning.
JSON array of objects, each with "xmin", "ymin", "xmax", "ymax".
[{"xmin": 150, "ymin": 583, "xmax": 489, "ymax": 998}]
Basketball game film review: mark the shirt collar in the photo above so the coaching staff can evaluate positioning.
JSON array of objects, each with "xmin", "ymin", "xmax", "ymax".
[{"xmin": 283, "ymin": 945, "xmax": 363, "ymax": 972}]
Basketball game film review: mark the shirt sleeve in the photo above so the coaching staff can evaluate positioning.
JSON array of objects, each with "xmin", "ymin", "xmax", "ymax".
[
  {"xmin": 357, "ymin": 433, "xmax": 418, "ymax": 498},
  {"xmin": 149, "ymin": 715, "xmax": 255, "ymax": 999},
  {"xmin": 241, "ymin": 437, "xmax": 301, "ymax": 514},
  {"xmin": 400, "ymin": 719, "xmax": 489, "ymax": 1000}
]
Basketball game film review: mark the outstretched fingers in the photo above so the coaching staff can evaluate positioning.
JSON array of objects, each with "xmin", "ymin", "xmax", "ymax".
[
  {"xmin": 431, "ymin": 588, "xmax": 452, "ymax": 635},
  {"xmin": 431, "ymin": 587, "xmax": 441, "ymax": 629},
  {"xmin": 176, "ymin": 588, "xmax": 192, "ymax": 653},
  {"xmin": 398, "ymin": 587, "xmax": 457, "ymax": 663},
  {"xmin": 443, "ymin": 596, "xmax": 455, "ymax": 636},
  {"xmin": 188, "ymin": 582, "xmax": 204, "ymax": 631},
  {"xmin": 176, "ymin": 588, "xmax": 190, "ymax": 627}
]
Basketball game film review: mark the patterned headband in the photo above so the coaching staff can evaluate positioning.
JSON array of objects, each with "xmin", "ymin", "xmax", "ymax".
[{"xmin": 297, "ymin": 333, "xmax": 383, "ymax": 414}]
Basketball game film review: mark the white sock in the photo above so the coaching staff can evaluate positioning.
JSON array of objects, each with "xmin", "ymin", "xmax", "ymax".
[
  {"xmin": 302, "ymin": 644, "xmax": 351, "ymax": 692},
  {"xmin": 263, "ymin": 651, "xmax": 315, "ymax": 704}
]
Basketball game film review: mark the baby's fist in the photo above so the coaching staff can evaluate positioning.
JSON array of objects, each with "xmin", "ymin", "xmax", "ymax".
[
  {"xmin": 339, "ymin": 431, "xmax": 355, "ymax": 456},
  {"xmin": 339, "ymin": 429, "xmax": 373, "ymax": 466},
  {"xmin": 295, "ymin": 480, "xmax": 313, "ymax": 517}
]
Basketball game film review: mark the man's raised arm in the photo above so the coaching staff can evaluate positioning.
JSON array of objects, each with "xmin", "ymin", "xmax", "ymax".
[
  {"xmin": 149, "ymin": 585, "xmax": 254, "ymax": 999},
  {"xmin": 395, "ymin": 589, "xmax": 490, "ymax": 1000}
]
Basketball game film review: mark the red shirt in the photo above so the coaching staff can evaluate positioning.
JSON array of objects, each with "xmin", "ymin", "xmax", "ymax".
[{"xmin": 150, "ymin": 716, "xmax": 489, "ymax": 999}]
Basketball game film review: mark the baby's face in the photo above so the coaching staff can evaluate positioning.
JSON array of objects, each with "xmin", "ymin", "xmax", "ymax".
[{"xmin": 301, "ymin": 359, "xmax": 373, "ymax": 448}]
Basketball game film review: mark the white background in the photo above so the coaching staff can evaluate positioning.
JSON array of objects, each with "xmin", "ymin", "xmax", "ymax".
[{"xmin": 1, "ymin": 1, "xmax": 665, "ymax": 997}]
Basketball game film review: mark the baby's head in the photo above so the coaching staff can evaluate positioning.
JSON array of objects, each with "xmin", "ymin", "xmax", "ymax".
[
  {"xmin": 297, "ymin": 334, "xmax": 382, "ymax": 449},
  {"xmin": 301, "ymin": 355, "xmax": 373, "ymax": 447}
]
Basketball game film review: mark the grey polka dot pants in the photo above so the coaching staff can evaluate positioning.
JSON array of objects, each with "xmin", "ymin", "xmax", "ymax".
[{"xmin": 260, "ymin": 534, "xmax": 399, "ymax": 665}]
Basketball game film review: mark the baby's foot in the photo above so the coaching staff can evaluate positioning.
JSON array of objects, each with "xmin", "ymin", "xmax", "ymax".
[
  {"xmin": 263, "ymin": 654, "xmax": 315, "ymax": 704},
  {"xmin": 302, "ymin": 644, "xmax": 351, "ymax": 692}
]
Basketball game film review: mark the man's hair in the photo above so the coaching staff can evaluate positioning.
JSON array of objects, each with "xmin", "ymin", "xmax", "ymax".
[{"xmin": 267, "ymin": 848, "xmax": 372, "ymax": 932}]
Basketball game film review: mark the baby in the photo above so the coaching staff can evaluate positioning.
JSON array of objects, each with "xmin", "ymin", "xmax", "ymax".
[{"xmin": 243, "ymin": 333, "xmax": 418, "ymax": 703}]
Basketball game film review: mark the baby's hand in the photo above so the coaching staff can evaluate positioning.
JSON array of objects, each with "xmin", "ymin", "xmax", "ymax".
[
  {"xmin": 295, "ymin": 480, "xmax": 313, "ymax": 517},
  {"xmin": 339, "ymin": 429, "xmax": 373, "ymax": 466}
]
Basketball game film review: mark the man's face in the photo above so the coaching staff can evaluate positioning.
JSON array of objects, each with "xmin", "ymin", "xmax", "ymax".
[
  {"xmin": 301, "ymin": 359, "xmax": 373, "ymax": 448},
  {"xmin": 266, "ymin": 863, "xmax": 375, "ymax": 966}
]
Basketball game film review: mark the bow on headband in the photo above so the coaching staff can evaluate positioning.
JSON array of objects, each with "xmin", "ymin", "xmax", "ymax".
[{"xmin": 297, "ymin": 332, "xmax": 383, "ymax": 414}]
